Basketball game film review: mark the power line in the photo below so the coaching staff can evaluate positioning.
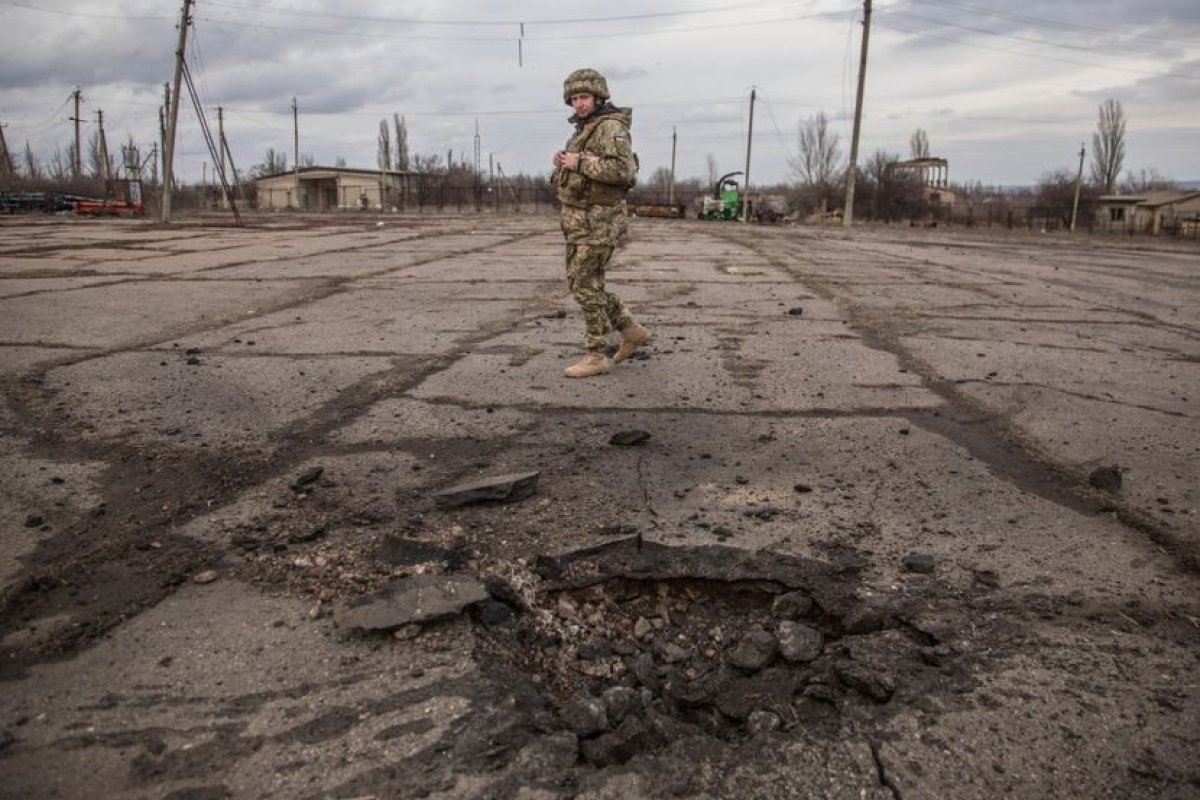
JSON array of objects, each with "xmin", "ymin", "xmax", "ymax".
[
  {"xmin": 201, "ymin": 0, "xmax": 802, "ymax": 27},
  {"xmin": 902, "ymin": 0, "xmax": 1199, "ymax": 48},
  {"xmin": 875, "ymin": 17, "xmax": 1200, "ymax": 81},
  {"xmin": 193, "ymin": 9, "xmax": 851, "ymax": 43},
  {"xmin": 0, "ymin": 0, "xmax": 172, "ymax": 21},
  {"xmin": 885, "ymin": 8, "xmax": 1192, "ymax": 61}
]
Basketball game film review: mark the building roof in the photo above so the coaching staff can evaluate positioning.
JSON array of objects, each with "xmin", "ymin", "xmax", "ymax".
[
  {"xmin": 1097, "ymin": 190, "xmax": 1200, "ymax": 208},
  {"xmin": 257, "ymin": 166, "xmax": 416, "ymax": 181}
]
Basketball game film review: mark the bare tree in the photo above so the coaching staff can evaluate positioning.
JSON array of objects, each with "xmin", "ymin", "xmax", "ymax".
[
  {"xmin": 48, "ymin": 144, "xmax": 72, "ymax": 180},
  {"xmin": 1090, "ymin": 99, "xmax": 1125, "ymax": 194},
  {"xmin": 1121, "ymin": 167, "xmax": 1174, "ymax": 193},
  {"xmin": 23, "ymin": 141, "xmax": 40, "ymax": 179},
  {"xmin": 253, "ymin": 148, "xmax": 287, "ymax": 177},
  {"xmin": 909, "ymin": 128, "xmax": 930, "ymax": 159},
  {"xmin": 298, "ymin": 153, "xmax": 316, "ymax": 168},
  {"xmin": 394, "ymin": 114, "xmax": 409, "ymax": 171},
  {"xmin": 377, "ymin": 119, "xmax": 391, "ymax": 172},
  {"xmin": 856, "ymin": 149, "xmax": 923, "ymax": 222},
  {"xmin": 705, "ymin": 154, "xmax": 718, "ymax": 188},
  {"xmin": 87, "ymin": 131, "xmax": 114, "ymax": 179},
  {"xmin": 648, "ymin": 166, "xmax": 671, "ymax": 196},
  {"xmin": 790, "ymin": 111, "xmax": 843, "ymax": 209},
  {"xmin": 1035, "ymin": 168, "xmax": 1098, "ymax": 229}
]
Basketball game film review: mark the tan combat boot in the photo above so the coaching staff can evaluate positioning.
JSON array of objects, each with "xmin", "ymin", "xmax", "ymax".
[
  {"xmin": 613, "ymin": 322, "xmax": 650, "ymax": 365},
  {"xmin": 564, "ymin": 352, "xmax": 610, "ymax": 378}
]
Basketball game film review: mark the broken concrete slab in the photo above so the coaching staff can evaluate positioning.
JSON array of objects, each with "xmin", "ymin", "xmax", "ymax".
[
  {"xmin": 433, "ymin": 470, "xmax": 541, "ymax": 508},
  {"xmin": 333, "ymin": 573, "xmax": 489, "ymax": 632}
]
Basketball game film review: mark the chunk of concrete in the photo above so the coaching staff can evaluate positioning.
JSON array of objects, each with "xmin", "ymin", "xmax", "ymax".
[
  {"xmin": 333, "ymin": 573, "xmax": 489, "ymax": 632},
  {"xmin": 433, "ymin": 471, "xmax": 541, "ymax": 508}
]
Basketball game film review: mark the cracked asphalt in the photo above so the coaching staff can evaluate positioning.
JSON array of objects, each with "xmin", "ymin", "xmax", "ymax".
[{"xmin": 0, "ymin": 212, "xmax": 1197, "ymax": 799}]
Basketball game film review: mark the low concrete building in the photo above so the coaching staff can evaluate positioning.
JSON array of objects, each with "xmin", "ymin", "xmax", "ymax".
[
  {"xmin": 1096, "ymin": 190, "xmax": 1200, "ymax": 235},
  {"xmin": 255, "ymin": 167, "xmax": 419, "ymax": 211}
]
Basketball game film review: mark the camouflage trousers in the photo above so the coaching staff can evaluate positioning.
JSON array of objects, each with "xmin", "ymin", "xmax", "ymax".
[{"xmin": 565, "ymin": 244, "xmax": 633, "ymax": 353}]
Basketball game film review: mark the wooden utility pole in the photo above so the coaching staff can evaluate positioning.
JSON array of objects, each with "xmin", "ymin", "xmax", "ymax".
[
  {"xmin": 742, "ymin": 87, "xmax": 756, "ymax": 222},
  {"xmin": 292, "ymin": 96, "xmax": 299, "ymax": 208},
  {"xmin": 842, "ymin": 0, "xmax": 872, "ymax": 229},
  {"xmin": 0, "ymin": 122, "xmax": 14, "ymax": 178},
  {"xmin": 668, "ymin": 127, "xmax": 677, "ymax": 205},
  {"xmin": 96, "ymin": 109, "xmax": 110, "ymax": 180},
  {"xmin": 162, "ymin": 0, "xmax": 192, "ymax": 222},
  {"xmin": 217, "ymin": 106, "xmax": 226, "ymax": 208},
  {"xmin": 1070, "ymin": 142, "xmax": 1085, "ymax": 232},
  {"xmin": 217, "ymin": 108, "xmax": 226, "ymax": 190},
  {"xmin": 70, "ymin": 87, "xmax": 83, "ymax": 177}
]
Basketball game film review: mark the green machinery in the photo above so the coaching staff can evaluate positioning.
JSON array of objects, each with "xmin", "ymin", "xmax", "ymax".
[{"xmin": 698, "ymin": 171, "xmax": 743, "ymax": 220}]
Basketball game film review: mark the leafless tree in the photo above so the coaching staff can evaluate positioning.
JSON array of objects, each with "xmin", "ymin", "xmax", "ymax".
[
  {"xmin": 253, "ymin": 148, "xmax": 287, "ymax": 177},
  {"xmin": 647, "ymin": 166, "xmax": 671, "ymax": 196},
  {"xmin": 1121, "ymin": 167, "xmax": 1174, "ymax": 193},
  {"xmin": 377, "ymin": 119, "xmax": 391, "ymax": 172},
  {"xmin": 23, "ymin": 141, "xmax": 40, "ymax": 179},
  {"xmin": 298, "ymin": 153, "xmax": 316, "ymax": 168},
  {"xmin": 790, "ymin": 111, "xmax": 843, "ymax": 209},
  {"xmin": 394, "ymin": 114, "xmax": 410, "ymax": 171},
  {"xmin": 854, "ymin": 149, "xmax": 923, "ymax": 222},
  {"xmin": 705, "ymin": 154, "xmax": 718, "ymax": 189},
  {"xmin": 1035, "ymin": 168, "xmax": 1098, "ymax": 228},
  {"xmin": 87, "ymin": 131, "xmax": 114, "ymax": 179},
  {"xmin": 909, "ymin": 128, "xmax": 930, "ymax": 159},
  {"xmin": 48, "ymin": 144, "xmax": 73, "ymax": 180},
  {"xmin": 1090, "ymin": 99, "xmax": 1125, "ymax": 194}
]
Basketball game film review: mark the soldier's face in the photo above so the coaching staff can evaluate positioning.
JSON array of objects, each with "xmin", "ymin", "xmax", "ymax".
[{"xmin": 569, "ymin": 92, "xmax": 596, "ymax": 116}]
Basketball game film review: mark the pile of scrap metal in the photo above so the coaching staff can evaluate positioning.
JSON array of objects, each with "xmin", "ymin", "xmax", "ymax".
[
  {"xmin": 0, "ymin": 191, "xmax": 75, "ymax": 214},
  {"xmin": 628, "ymin": 202, "xmax": 686, "ymax": 219},
  {"xmin": 71, "ymin": 179, "xmax": 145, "ymax": 217}
]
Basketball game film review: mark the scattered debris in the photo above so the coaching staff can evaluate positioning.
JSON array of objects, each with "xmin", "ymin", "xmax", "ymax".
[
  {"xmin": 193, "ymin": 570, "xmax": 219, "ymax": 585},
  {"xmin": 786, "ymin": 307, "xmax": 804, "ymax": 316},
  {"xmin": 23, "ymin": 514, "xmax": 45, "ymax": 528},
  {"xmin": 433, "ymin": 471, "xmax": 541, "ymax": 508}
]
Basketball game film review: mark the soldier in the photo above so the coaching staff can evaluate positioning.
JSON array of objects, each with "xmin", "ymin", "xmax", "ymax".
[{"xmin": 551, "ymin": 68, "xmax": 650, "ymax": 378}]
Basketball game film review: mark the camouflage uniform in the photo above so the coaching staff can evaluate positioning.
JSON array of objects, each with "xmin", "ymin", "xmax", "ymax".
[{"xmin": 552, "ymin": 72, "xmax": 639, "ymax": 354}]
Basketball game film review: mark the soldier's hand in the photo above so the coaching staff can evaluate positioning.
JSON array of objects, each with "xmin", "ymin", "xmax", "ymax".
[{"xmin": 554, "ymin": 151, "xmax": 579, "ymax": 170}]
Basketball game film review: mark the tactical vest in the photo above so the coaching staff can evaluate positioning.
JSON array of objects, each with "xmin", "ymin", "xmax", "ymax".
[{"xmin": 555, "ymin": 114, "xmax": 637, "ymax": 208}]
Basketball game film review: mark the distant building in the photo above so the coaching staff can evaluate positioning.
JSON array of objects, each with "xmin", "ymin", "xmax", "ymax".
[
  {"xmin": 254, "ymin": 166, "xmax": 419, "ymax": 211},
  {"xmin": 887, "ymin": 156, "xmax": 957, "ymax": 218},
  {"xmin": 1096, "ymin": 190, "xmax": 1200, "ymax": 235}
]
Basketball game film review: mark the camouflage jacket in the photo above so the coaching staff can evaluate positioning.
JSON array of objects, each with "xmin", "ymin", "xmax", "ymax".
[{"xmin": 554, "ymin": 104, "xmax": 636, "ymax": 208}]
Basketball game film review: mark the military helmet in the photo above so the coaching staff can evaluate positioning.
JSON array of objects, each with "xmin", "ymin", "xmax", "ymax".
[{"xmin": 563, "ymin": 68, "xmax": 610, "ymax": 105}]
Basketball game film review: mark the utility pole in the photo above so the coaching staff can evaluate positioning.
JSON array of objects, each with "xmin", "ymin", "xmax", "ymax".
[
  {"xmin": 1070, "ymin": 142, "xmax": 1085, "ymax": 232},
  {"xmin": 217, "ymin": 106, "xmax": 226, "ymax": 208},
  {"xmin": 741, "ymin": 87, "xmax": 756, "ymax": 222},
  {"xmin": 70, "ymin": 87, "xmax": 84, "ymax": 177},
  {"xmin": 0, "ymin": 122, "xmax": 14, "ymax": 178},
  {"xmin": 668, "ymin": 127, "xmax": 677, "ymax": 205},
  {"xmin": 96, "ymin": 109, "xmax": 110, "ymax": 180},
  {"xmin": 842, "ymin": 0, "xmax": 872, "ymax": 229},
  {"xmin": 292, "ymin": 96, "xmax": 299, "ymax": 209},
  {"xmin": 474, "ymin": 118, "xmax": 482, "ymax": 211},
  {"xmin": 160, "ymin": 83, "xmax": 169, "ymax": 188},
  {"xmin": 162, "ymin": 0, "xmax": 192, "ymax": 222}
]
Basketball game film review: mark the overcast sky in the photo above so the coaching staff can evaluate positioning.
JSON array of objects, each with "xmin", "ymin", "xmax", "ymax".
[{"xmin": 2, "ymin": 0, "xmax": 1198, "ymax": 189}]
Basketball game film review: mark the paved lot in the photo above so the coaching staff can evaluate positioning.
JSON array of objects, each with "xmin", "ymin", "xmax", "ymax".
[{"xmin": 0, "ymin": 212, "xmax": 1197, "ymax": 799}]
